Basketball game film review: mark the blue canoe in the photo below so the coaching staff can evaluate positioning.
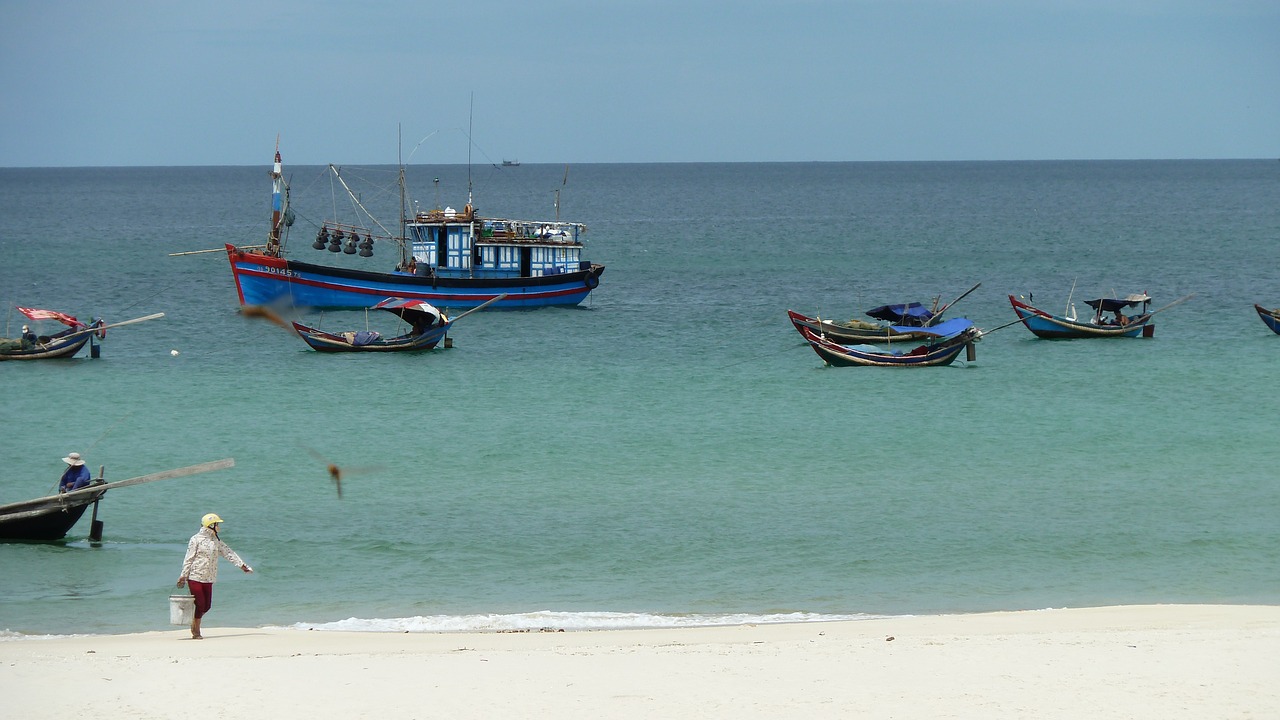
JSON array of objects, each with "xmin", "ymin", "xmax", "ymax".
[
  {"xmin": 1255, "ymin": 304, "xmax": 1280, "ymax": 334},
  {"xmin": 1008, "ymin": 294, "xmax": 1154, "ymax": 339}
]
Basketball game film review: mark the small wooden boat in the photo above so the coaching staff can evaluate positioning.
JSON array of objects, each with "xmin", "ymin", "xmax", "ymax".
[
  {"xmin": 787, "ymin": 283, "xmax": 981, "ymax": 344},
  {"xmin": 1008, "ymin": 293, "xmax": 1156, "ymax": 339},
  {"xmin": 0, "ymin": 327, "xmax": 93, "ymax": 360},
  {"xmin": 0, "ymin": 487, "xmax": 109, "ymax": 540},
  {"xmin": 0, "ymin": 307, "xmax": 164, "ymax": 360},
  {"xmin": 786, "ymin": 310, "xmax": 940, "ymax": 345},
  {"xmin": 290, "ymin": 294, "xmax": 504, "ymax": 352},
  {"xmin": 1, "ymin": 307, "xmax": 102, "ymax": 360},
  {"xmin": 0, "ymin": 459, "xmax": 234, "ymax": 541},
  {"xmin": 1254, "ymin": 304, "xmax": 1280, "ymax": 334},
  {"xmin": 799, "ymin": 318, "xmax": 980, "ymax": 367}
]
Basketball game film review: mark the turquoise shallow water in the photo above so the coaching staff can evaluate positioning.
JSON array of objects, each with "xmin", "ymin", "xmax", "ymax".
[{"xmin": 1, "ymin": 160, "xmax": 1278, "ymax": 636}]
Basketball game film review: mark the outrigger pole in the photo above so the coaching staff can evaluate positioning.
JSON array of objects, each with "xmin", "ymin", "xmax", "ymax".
[
  {"xmin": 55, "ymin": 459, "xmax": 236, "ymax": 500},
  {"xmin": 1144, "ymin": 293, "xmax": 1196, "ymax": 317},
  {"xmin": 931, "ymin": 282, "xmax": 982, "ymax": 325},
  {"xmin": 62, "ymin": 313, "xmax": 166, "ymax": 340}
]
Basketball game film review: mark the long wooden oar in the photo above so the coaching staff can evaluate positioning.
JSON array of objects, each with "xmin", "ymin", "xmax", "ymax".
[
  {"xmin": 977, "ymin": 316, "xmax": 1031, "ymax": 338},
  {"xmin": 0, "ymin": 458, "xmax": 236, "ymax": 511},
  {"xmin": 62, "ymin": 312, "xmax": 166, "ymax": 340},
  {"xmin": 1143, "ymin": 293, "xmax": 1196, "ymax": 317},
  {"xmin": 168, "ymin": 245, "xmax": 265, "ymax": 257},
  {"xmin": 449, "ymin": 293, "xmax": 508, "ymax": 323},
  {"xmin": 929, "ymin": 282, "xmax": 982, "ymax": 325}
]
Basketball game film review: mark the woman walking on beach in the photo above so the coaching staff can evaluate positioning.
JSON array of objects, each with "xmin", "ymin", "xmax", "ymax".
[{"xmin": 176, "ymin": 513, "xmax": 253, "ymax": 640}]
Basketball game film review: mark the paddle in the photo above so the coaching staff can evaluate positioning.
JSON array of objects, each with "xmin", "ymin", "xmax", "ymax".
[
  {"xmin": 62, "ymin": 312, "xmax": 165, "ymax": 340},
  {"xmin": 448, "ymin": 293, "xmax": 508, "ymax": 323}
]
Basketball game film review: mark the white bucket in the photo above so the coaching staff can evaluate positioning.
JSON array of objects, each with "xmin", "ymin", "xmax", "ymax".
[{"xmin": 169, "ymin": 594, "xmax": 195, "ymax": 625}]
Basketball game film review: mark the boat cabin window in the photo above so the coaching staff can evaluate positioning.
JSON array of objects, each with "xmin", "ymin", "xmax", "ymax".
[
  {"xmin": 445, "ymin": 225, "xmax": 471, "ymax": 270},
  {"xmin": 493, "ymin": 245, "xmax": 519, "ymax": 271},
  {"xmin": 527, "ymin": 245, "xmax": 581, "ymax": 275}
]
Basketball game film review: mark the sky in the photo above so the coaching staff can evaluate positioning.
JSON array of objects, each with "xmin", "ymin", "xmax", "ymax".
[{"xmin": 0, "ymin": 1, "xmax": 1276, "ymax": 166}]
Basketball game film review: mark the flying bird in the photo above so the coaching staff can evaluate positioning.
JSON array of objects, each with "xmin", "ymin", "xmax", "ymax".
[
  {"xmin": 301, "ymin": 445, "xmax": 383, "ymax": 499},
  {"xmin": 241, "ymin": 303, "xmax": 292, "ymax": 330}
]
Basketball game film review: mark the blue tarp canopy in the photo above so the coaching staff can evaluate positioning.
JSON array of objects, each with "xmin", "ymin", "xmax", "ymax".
[
  {"xmin": 1084, "ymin": 295, "xmax": 1150, "ymax": 313},
  {"xmin": 866, "ymin": 302, "xmax": 935, "ymax": 325},
  {"xmin": 889, "ymin": 317, "xmax": 973, "ymax": 339}
]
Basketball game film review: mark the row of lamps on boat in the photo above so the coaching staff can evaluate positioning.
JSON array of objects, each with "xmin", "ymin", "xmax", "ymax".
[{"xmin": 313, "ymin": 226, "xmax": 374, "ymax": 257}]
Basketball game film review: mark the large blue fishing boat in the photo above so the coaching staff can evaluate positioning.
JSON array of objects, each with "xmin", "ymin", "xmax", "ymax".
[{"xmin": 227, "ymin": 147, "xmax": 604, "ymax": 310}]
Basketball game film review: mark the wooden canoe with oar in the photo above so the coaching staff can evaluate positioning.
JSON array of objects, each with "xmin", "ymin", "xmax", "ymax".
[
  {"xmin": 0, "ymin": 458, "xmax": 234, "ymax": 542},
  {"xmin": 0, "ymin": 311, "xmax": 165, "ymax": 361}
]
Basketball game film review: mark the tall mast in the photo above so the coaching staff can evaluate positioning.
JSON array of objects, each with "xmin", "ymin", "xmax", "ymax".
[
  {"xmin": 398, "ymin": 124, "xmax": 409, "ymax": 268},
  {"xmin": 268, "ymin": 135, "xmax": 284, "ymax": 255}
]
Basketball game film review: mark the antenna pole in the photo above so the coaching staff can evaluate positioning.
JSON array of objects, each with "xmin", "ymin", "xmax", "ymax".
[{"xmin": 467, "ymin": 93, "xmax": 474, "ymax": 206}]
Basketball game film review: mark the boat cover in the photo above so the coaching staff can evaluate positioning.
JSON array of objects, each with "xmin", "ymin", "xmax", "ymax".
[
  {"xmin": 889, "ymin": 317, "xmax": 973, "ymax": 339},
  {"xmin": 373, "ymin": 298, "xmax": 445, "ymax": 326},
  {"xmin": 866, "ymin": 302, "xmax": 935, "ymax": 325},
  {"xmin": 1083, "ymin": 295, "xmax": 1150, "ymax": 312},
  {"xmin": 17, "ymin": 306, "xmax": 85, "ymax": 328}
]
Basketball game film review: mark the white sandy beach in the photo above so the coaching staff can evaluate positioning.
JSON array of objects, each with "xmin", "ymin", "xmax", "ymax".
[{"xmin": 3, "ymin": 604, "xmax": 1277, "ymax": 719}]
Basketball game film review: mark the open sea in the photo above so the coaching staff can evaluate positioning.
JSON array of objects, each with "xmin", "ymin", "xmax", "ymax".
[{"xmin": 1, "ymin": 159, "xmax": 1278, "ymax": 637}]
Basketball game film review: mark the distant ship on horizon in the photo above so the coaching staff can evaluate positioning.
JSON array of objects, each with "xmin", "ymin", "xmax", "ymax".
[{"xmin": 501, "ymin": 159, "xmax": 521, "ymax": 167}]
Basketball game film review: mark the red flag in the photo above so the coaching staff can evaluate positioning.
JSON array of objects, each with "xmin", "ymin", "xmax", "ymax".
[{"xmin": 16, "ymin": 306, "xmax": 85, "ymax": 328}]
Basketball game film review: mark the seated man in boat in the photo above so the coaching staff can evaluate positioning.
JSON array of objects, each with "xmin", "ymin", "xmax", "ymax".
[
  {"xmin": 20, "ymin": 324, "xmax": 37, "ymax": 348},
  {"xmin": 58, "ymin": 452, "xmax": 91, "ymax": 493},
  {"xmin": 1113, "ymin": 311, "xmax": 1129, "ymax": 326}
]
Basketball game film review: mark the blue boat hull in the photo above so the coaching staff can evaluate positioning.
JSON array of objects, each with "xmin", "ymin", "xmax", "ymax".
[
  {"xmin": 228, "ymin": 245, "xmax": 603, "ymax": 310},
  {"xmin": 0, "ymin": 330, "xmax": 91, "ymax": 360},
  {"xmin": 290, "ymin": 321, "xmax": 450, "ymax": 352},
  {"xmin": 1009, "ymin": 295, "xmax": 1151, "ymax": 339},
  {"xmin": 1255, "ymin": 304, "xmax": 1280, "ymax": 334}
]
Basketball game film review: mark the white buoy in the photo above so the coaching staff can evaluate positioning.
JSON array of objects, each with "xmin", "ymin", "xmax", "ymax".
[{"xmin": 170, "ymin": 349, "xmax": 180, "ymax": 356}]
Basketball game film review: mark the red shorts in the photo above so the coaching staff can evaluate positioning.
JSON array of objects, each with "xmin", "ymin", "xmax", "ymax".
[{"xmin": 187, "ymin": 580, "xmax": 213, "ymax": 618}]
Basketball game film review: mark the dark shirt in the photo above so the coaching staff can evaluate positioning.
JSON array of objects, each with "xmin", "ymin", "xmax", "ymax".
[{"xmin": 59, "ymin": 465, "xmax": 91, "ymax": 492}]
